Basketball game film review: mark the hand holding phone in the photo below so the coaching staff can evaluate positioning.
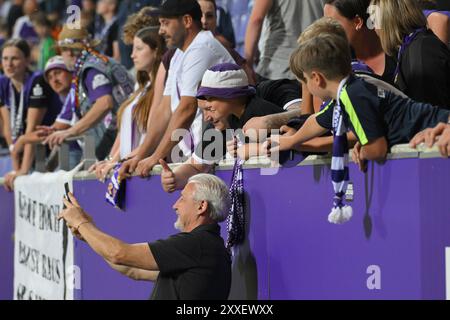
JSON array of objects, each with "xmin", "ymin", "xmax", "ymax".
[{"xmin": 63, "ymin": 182, "xmax": 71, "ymax": 208}]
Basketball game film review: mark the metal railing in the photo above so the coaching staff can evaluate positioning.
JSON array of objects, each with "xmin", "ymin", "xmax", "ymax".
[{"xmin": 35, "ymin": 135, "xmax": 97, "ymax": 172}]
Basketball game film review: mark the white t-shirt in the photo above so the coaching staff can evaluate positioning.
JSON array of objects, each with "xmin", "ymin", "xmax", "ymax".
[
  {"xmin": 119, "ymin": 85, "xmax": 149, "ymax": 159},
  {"xmin": 164, "ymin": 30, "xmax": 234, "ymax": 158}
]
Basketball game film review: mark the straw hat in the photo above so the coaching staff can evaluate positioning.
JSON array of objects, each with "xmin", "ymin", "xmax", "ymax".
[{"xmin": 57, "ymin": 24, "xmax": 101, "ymax": 50}]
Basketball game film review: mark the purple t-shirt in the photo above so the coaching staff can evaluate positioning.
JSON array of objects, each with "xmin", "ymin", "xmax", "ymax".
[{"xmin": 56, "ymin": 68, "xmax": 113, "ymax": 123}]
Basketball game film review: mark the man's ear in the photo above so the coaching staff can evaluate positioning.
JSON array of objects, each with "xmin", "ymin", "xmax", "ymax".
[
  {"xmin": 197, "ymin": 200, "xmax": 208, "ymax": 216},
  {"xmin": 182, "ymin": 14, "xmax": 194, "ymax": 28}
]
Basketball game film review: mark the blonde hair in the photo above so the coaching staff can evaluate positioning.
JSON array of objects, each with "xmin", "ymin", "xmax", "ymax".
[
  {"xmin": 290, "ymin": 33, "xmax": 352, "ymax": 82},
  {"xmin": 297, "ymin": 17, "xmax": 347, "ymax": 44},
  {"xmin": 122, "ymin": 6, "xmax": 160, "ymax": 45},
  {"xmin": 117, "ymin": 26, "xmax": 165, "ymax": 132},
  {"xmin": 370, "ymin": 0, "xmax": 426, "ymax": 56}
]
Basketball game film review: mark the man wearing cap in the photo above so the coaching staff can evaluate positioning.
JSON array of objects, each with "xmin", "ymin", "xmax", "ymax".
[
  {"xmin": 10, "ymin": 56, "xmax": 81, "ymax": 169},
  {"xmin": 44, "ymin": 24, "xmax": 134, "ymax": 161},
  {"xmin": 160, "ymin": 63, "xmax": 292, "ymax": 193},
  {"xmin": 119, "ymin": 0, "xmax": 234, "ymax": 178}
]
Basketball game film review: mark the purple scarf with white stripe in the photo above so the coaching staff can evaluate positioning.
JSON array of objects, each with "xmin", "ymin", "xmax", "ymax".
[{"xmin": 328, "ymin": 77, "xmax": 353, "ymax": 224}]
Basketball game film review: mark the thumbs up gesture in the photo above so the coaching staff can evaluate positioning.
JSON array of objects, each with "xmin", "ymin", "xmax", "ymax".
[{"xmin": 159, "ymin": 159, "xmax": 176, "ymax": 193}]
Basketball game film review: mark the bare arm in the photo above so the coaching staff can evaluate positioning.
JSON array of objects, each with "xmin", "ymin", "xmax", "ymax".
[
  {"xmin": 148, "ymin": 96, "xmax": 198, "ymax": 161},
  {"xmin": 0, "ymin": 107, "xmax": 12, "ymax": 146},
  {"xmin": 136, "ymin": 95, "xmax": 172, "ymax": 159},
  {"xmin": 112, "ymin": 41, "xmax": 120, "ymax": 63},
  {"xmin": 78, "ymin": 222, "xmax": 159, "ymax": 270},
  {"xmin": 260, "ymin": 109, "xmax": 302, "ymax": 131},
  {"xmin": 427, "ymin": 12, "xmax": 450, "ymax": 45},
  {"xmin": 68, "ymin": 95, "xmax": 114, "ymax": 136},
  {"xmin": 18, "ymin": 107, "xmax": 46, "ymax": 174},
  {"xmin": 284, "ymin": 115, "xmax": 329, "ymax": 151},
  {"xmin": 244, "ymin": 0, "xmax": 273, "ymax": 66},
  {"xmin": 106, "ymin": 261, "xmax": 159, "ymax": 281},
  {"xmin": 294, "ymin": 132, "xmax": 357, "ymax": 153}
]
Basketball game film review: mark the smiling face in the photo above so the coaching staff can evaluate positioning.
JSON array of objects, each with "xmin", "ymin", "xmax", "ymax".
[
  {"xmin": 198, "ymin": 97, "xmax": 233, "ymax": 130},
  {"xmin": 172, "ymin": 182, "xmax": 201, "ymax": 232},
  {"xmin": 1, "ymin": 46, "xmax": 29, "ymax": 80},
  {"xmin": 159, "ymin": 17, "xmax": 187, "ymax": 49},
  {"xmin": 131, "ymin": 36, "xmax": 157, "ymax": 73}
]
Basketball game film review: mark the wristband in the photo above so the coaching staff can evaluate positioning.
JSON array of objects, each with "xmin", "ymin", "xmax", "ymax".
[{"xmin": 75, "ymin": 220, "xmax": 90, "ymax": 232}]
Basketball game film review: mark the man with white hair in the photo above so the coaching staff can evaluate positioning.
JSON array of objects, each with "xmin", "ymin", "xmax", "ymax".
[{"xmin": 58, "ymin": 173, "xmax": 232, "ymax": 300}]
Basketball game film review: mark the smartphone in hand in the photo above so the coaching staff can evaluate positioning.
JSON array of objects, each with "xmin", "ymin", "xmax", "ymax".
[{"xmin": 63, "ymin": 182, "xmax": 71, "ymax": 208}]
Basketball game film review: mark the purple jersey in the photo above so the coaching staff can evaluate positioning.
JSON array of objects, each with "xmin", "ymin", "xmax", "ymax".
[{"xmin": 56, "ymin": 68, "xmax": 113, "ymax": 123}]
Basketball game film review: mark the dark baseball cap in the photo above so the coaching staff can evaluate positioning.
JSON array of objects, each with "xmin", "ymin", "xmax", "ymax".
[{"xmin": 156, "ymin": 0, "xmax": 202, "ymax": 21}]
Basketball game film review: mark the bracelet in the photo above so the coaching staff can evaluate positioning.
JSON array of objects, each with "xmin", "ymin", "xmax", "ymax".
[{"xmin": 75, "ymin": 220, "xmax": 91, "ymax": 232}]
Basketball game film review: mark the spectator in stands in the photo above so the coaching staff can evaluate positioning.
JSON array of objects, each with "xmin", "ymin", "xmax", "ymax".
[
  {"xmin": 197, "ymin": 0, "xmax": 256, "ymax": 85},
  {"xmin": 117, "ymin": 0, "xmax": 163, "ymax": 70},
  {"xmin": 215, "ymin": 1, "xmax": 235, "ymax": 48},
  {"xmin": 9, "ymin": 56, "xmax": 75, "ymax": 169},
  {"xmin": 198, "ymin": 0, "xmax": 233, "ymax": 48},
  {"xmin": 12, "ymin": 0, "xmax": 39, "ymax": 45},
  {"xmin": 245, "ymin": 0, "xmax": 325, "ymax": 81},
  {"xmin": 0, "ymin": 0, "xmax": 11, "ymax": 22},
  {"xmin": 160, "ymin": 63, "xmax": 300, "ymax": 193},
  {"xmin": 417, "ymin": 0, "xmax": 450, "ymax": 45},
  {"xmin": 30, "ymin": 11, "xmax": 57, "ymax": 70},
  {"xmin": 324, "ymin": 0, "xmax": 396, "ymax": 84},
  {"xmin": 7, "ymin": 0, "xmax": 24, "ymax": 38},
  {"xmin": 81, "ymin": 0, "xmax": 97, "ymax": 37},
  {"xmin": 266, "ymin": 32, "xmax": 450, "ymax": 172},
  {"xmin": 371, "ymin": 0, "xmax": 450, "ymax": 107},
  {"xmin": 94, "ymin": 0, "xmax": 120, "ymax": 61},
  {"xmin": 246, "ymin": 18, "xmax": 407, "ymax": 158},
  {"xmin": 58, "ymin": 173, "xmax": 232, "ymax": 300},
  {"xmin": 90, "ymin": 26, "xmax": 166, "ymax": 182},
  {"xmin": 43, "ymin": 24, "xmax": 134, "ymax": 161},
  {"xmin": 410, "ymin": 121, "xmax": 450, "ymax": 157},
  {"xmin": 0, "ymin": 39, "xmax": 62, "ymax": 191},
  {"xmin": 0, "ymin": 19, "xmax": 8, "ymax": 49},
  {"xmin": 119, "ymin": 0, "xmax": 234, "ymax": 178}
]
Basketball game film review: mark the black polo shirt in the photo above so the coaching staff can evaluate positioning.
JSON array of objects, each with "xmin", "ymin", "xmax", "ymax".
[
  {"xmin": 194, "ymin": 96, "xmax": 284, "ymax": 164},
  {"xmin": 148, "ymin": 224, "xmax": 231, "ymax": 300},
  {"xmin": 316, "ymin": 76, "xmax": 450, "ymax": 147}
]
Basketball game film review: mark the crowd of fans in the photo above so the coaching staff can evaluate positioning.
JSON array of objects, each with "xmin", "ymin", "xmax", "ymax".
[
  {"xmin": 0, "ymin": 0, "xmax": 449, "ymax": 191},
  {"xmin": 0, "ymin": 0, "xmax": 450, "ymax": 300}
]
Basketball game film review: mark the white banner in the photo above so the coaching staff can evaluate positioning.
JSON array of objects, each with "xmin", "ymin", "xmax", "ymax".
[
  {"xmin": 13, "ymin": 168, "xmax": 79, "ymax": 300},
  {"xmin": 446, "ymin": 247, "xmax": 450, "ymax": 300}
]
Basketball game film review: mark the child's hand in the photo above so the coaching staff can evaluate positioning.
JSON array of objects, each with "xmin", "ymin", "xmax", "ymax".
[
  {"xmin": 280, "ymin": 125, "xmax": 297, "ymax": 137},
  {"xmin": 262, "ymin": 135, "xmax": 294, "ymax": 157},
  {"xmin": 351, "ymin": 142, "xmax": 367, "ymax": 172}
]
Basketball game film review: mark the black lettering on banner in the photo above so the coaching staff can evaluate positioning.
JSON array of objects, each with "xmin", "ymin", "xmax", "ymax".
[
  {"xmin": 16, "ymin": 284, "xmax": 45, "ymax": 300},
  {"xmin": 18, "ymin": 241, "xmax": 40, "ymax": 275},
  {"xmin": 41, "ymin": 253, "xmax": 61, "ymax": 284},
  {"xmin": 38, "ymin": 203, "xmax": 61, "ymax": 232},
  {"xmin": 17, "ymin": 193, "xmax": 62, "ymax": 233},
  {"xmin": 18, "ymin": 191, "xmax": 37, "ymax": 227}
]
